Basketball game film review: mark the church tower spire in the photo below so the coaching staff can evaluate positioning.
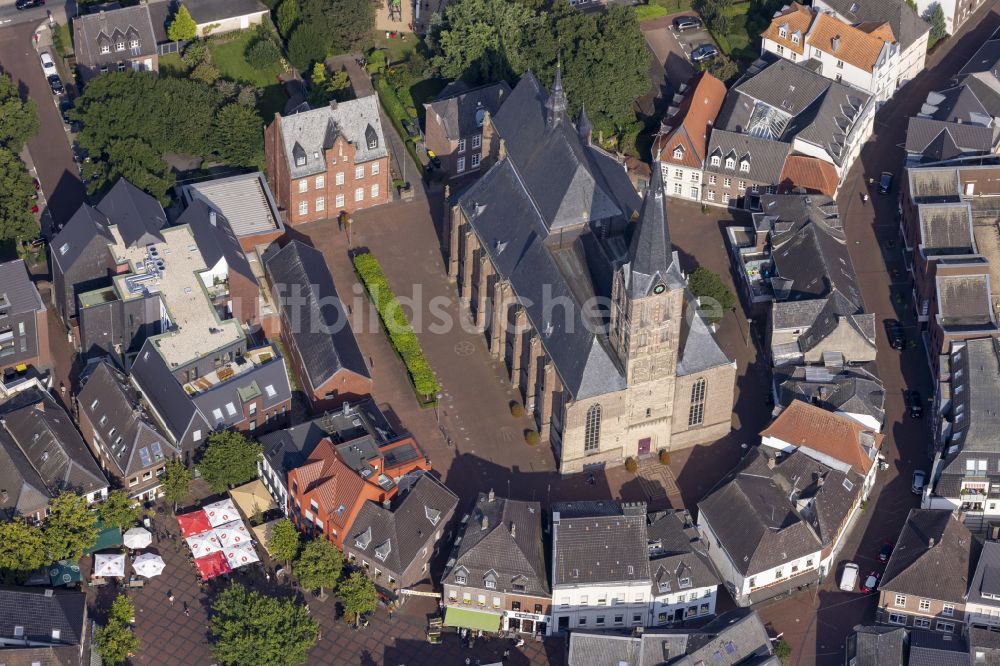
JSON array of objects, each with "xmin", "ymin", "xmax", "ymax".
[{"xmin": 546, "ymin": 57, "xmax": 568, "ymax": 127}]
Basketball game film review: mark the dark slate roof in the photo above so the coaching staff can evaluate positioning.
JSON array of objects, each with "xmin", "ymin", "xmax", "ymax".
[
  {"xmin": 819, "ymin": 0, "xmax": 930, "ymax": 51},
  {"xmin": 0, "ymin": 389, "xmax": 108, "ymax": 497},
  {"xmin": 77, "ymin": 360, "xmax": 178, "ymax": 477},
  {"xmin": 647, "ymin": 510, "xmax": 721, "ymax": 596},
  {"xmin": 623, "ymin": 169, "xmax": 680, "ymax": 300},
  {"xmin": 73, "ymin": 4, "xmax": 158, "ymax": 67},
  {"xmin": 278, "ymin": 97, "xmax": 387, "ymax": 179},
  {"xmin": 850, "ymin": 625, "xmax": 907, "ymax": 666},
  {"xmin": 676, "ymin": 301, "xmax": 735, "ymax": 376},
  {"xmin": 774, "ymin": 364, "xmax": 885, "ymax": 425},
  {"xmin": 880, "ymin": 509, "xmax": 978, "ymax": 602},
  {"xmin": 51, "ymin": 204, "xmax": 112, "ymax": 275},
  {"xmin": 0, "ymin": 259, "xmax": 44, "ymax": 316},
  {"xmin": 906, "ymin": 117, "xmax": 996, "ymax": 161},
  {"xmin": 95, "ymin": 178, "xmax": 166, "ymax": 248},
  {"xmin": 697, "ymin": 449, "xmax": 829, "ymax": 576},
  {"xmin": 704, "ymin": 129, "xmax": 791, "ymax": 184},
  {"xmin": 181, "ymin": 199, "xmax": 256, "ymax": 285},
  {"xmin": 960, "ymin": 35, "xmax": 1000, "ymax": 77},
  {"xmin": 0, "ymin": 427, "xmax": 51, "ymax": 519},
  {"xmin": 191, "ymin": 355, "xmax": 292, "ymax": 428},
  {"xmin": 443, "ymin": 493, "xmax": 549, "ymax": 597},
  {"xmin": 426, "ymin": 81, "xmax": 511, "ymax": 141},
  {"xmin": 909, "ymin": 630, "xmax": 970, "ymax": 666},
  {"xmin": 181, "ymin": 0, "xmax": 268, "ymax": 25},
  {"xmin": 922, "ymin": 83, "xmax": 995, "ymax": 125},
  {"xmin": 967, "ymin": 540, "xmax": 1000, "ymax": 606},
  {"xmin": 129, "ymin": 339, "xmax": 205, "ymax": 442},
  {"xmin": 970, "ymin": 627, "xmax": 1000, "ymax": 666},
  {"xmin": 147, "ymin": 0, "xmax": 170, "ymax": 43},
  {"xmin": 962, "ymin": 73, "xmax": 1000, "ymax": 117},
  {"xmin": 939, "ymin": 338, "xmax": 1000, "ymax": 482},
  {"xmin": 0, "ymin": 586, "xmax": 87, "ymax": 646},
  {"xmin": 265, "ymin": 241, "xmax": 369, "ymax": 389},
  {"xmin": 552, "ymin": 501, "xmax": 650, "ymax": 586},
  {"xmin": 346, "ymin": 473, "xmax": 458, "ymax": 574}
]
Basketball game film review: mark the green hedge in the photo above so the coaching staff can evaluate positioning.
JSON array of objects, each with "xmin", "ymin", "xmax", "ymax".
[
  {"xmin": 373, "ymin": 75, "xmax": 425, "ymax": 177},
  {"xmin": 353, "ymin": 252, "xmax": 440, "ymax": 398}
]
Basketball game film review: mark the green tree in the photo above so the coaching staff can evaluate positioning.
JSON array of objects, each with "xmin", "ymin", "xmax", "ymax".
[
  {"xmin": 96, "ymin": 595, "xmax": 139, "ymax": 666},
  {"xmin": 86, "ymin": 138, "xmax": 176, "ymax": 206},
  {"xmin": 774, "ymin": 638, "xmax": 792, "ymax": 665},
  {"xmin": 276, "ymin": 0, "xmax": 299, "ymax": 38},
  {"xmin": 300, "ymin": 0, "xmax": 374, "ymax": 55},
  {"xmin": 904, "ymin": 0, "xmax": 918, "ymax": 11},
  {"xmin": 197, "ymin": 430, "xmax": 262, "ymax": 493},
  {"xmin": 267, "ymin": 519, "xmax": 301, "ymax": 569},
  {"xmin": 688, "ymin": 267, "xmax": 736, "ymax": 325},
  {"xmin": 43, "ymin": 492, "xmax": 98, "ymax": 563},
  {"xmin": 0, "ymin": 147, "xmax": 39, "ymax": 244},
  {"xmin": 338, "ymin": 571, "xmax": 377, "ymax": 625},
  {"xmin": 161, "ymin": 459, "xmax": 192, "ymax": 512},
  {"xmin": 190, "ymin": 61, "xmax": 220, "ymax": 85},
  {"xmin": 0, "ymin": 74, "xmax": 40, "ymax": 148},
  {"xmin": 167, "ymin": 4, "xmax": 198, "ymax": 41},
  {"xmin": 214, "ymin": 103, "xmax": 264, "ymax": 168},
  {"xmin": 0, "ymin": 520, "xmax": 47, "ymax": 577},
  {"xmin": 246, "ymin": 39, "xmax": 281, "ymax": 70},
  {"xmin": 430, "ymin": 0, "xmax": 536, "ymax": 82},
  {"xmin": 211, "ymin": 584, "xmax": 318, "ymax": 666},
  {"xmin": 98, "ymin": 490, "xmax": 141, "ymax": 532},
  {"xmin": 294, "ymin": 539, "xmax": 343, "ymax": 597},
  {"xmin": 286, "ymin": 23, "xmax": 327, "ymax": 72},
  {"xmin": 697, "ymin": 54, "xmax": 739, "ymax": 83},
  {"xmin": 927, "ymin": 3, "xmax": 947, "ymax": 48},
  {"xmin": 182, "ymin": 39, "xmax": 210, "ymax": 68}
]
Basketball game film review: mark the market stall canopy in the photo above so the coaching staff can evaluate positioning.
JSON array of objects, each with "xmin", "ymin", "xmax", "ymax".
[
  {"xmin": 48, "ymin": 560, "xmax": 82, "ymax": 587},
  {"xmin": 203, "ymin": 498, "xmax": 239, "ymax": 527},
  {"xmin": 251, "ymin": 518, "xmax": 283, "ymax": 556},
  {"xmin": 215, "ymin": 520, "xmax": 251, "ymax": 549},
  {"xmin": 185, "ymin": 532, "xmax": 223, "ymax": 557},
  {"xmin": 194, "ymin": 551, "xmax": 231, "ymax": 581},
  {"xmin": 224, "ymin": 541, "xmax": 259, "ymax": 569},
  {"xmin": 85, "ymin": 521, "xmax": 124, "ymax": 554},
  {"xmin": 123, "ymin": 527, "xmax": 152, "ymax": 550},
  {"xmin": 229, "ymin": 480, "xmax": 277, "ymax": 518},
  {"xmin": 133, "ymin": 553, "xmax": 165, "ymax": 578},
  {"xmin": 93, "ymin": 553, "xmax": 127, "ymax": 578},
  {"xmin": 177, "ymin": 510, "xmax": 212, "ymax": 537},
  {"xmin": 443, "ymin": 608, "xmax": 502, "ymax": 632}
]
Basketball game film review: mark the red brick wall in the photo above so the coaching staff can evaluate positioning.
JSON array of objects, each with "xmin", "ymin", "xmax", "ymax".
[
  {"xmin": 264, "ymin": 117, "xmax": 291, "ymax": 219},
  {"xmin": 307, "ymin": 370, "xmax": 373, "ymax": 414},
  {"xmin": 228, "ymin": 270, "xmax": 261, "ymax": 329},
  {"xmin": 35, "ymin": 309, "xmax": 52, "ymax": 369},
  {"xmin": 286, "ymin": 138, "xmax": 391, "ymax": 224}
]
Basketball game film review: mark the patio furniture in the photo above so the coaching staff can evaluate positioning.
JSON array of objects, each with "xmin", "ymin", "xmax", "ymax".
[{"xmin": 127, "ymin": 577, "xmax": 145, "ymax": 588}]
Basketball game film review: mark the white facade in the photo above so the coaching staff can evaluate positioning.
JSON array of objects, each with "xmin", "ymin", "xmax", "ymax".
[
  {"xmin": 257, "ymin": 457, "xmax": 289, "ymax": 515},
  {"xmin": 549, "ymin": 581, "xmax": 653, "ymax": 634},
  {"xmin": 659, "ymin": 161, "xmax": 703, "ymax": 203},
  {"xmin": 195, "ymin": 10, "xmax": 268, "ymax": 37},
  {"xmin": 651, "ymin": 584, "xmax": 717, "ymax": 625}
]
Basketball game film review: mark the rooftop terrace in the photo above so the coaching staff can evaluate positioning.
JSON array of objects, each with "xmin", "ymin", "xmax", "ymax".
[{"xmin": 182, "ymin": 345, "xmax": 277, "ymax": 397}]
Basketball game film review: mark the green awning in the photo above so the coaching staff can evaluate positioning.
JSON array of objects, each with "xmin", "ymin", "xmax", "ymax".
[
  {"xmin": 48, "ymin": 560, "xmax": 82, "ymax": 587},
  {"xmin": 84, "ymin": 521, "xmax": 123, "ymax": 554},
  {"xmin": 444, "ymin": 607, "xmax": 502, "ymax": 632}
]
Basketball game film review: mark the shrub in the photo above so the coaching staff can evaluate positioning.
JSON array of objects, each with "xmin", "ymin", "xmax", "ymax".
[
  {"xmin": 276, "ymin": 0, "xmax": 299, "ymax": 38},
  {"xmin": 353, "ymin": 252, "xmax": 440, "ymax": 398},
  {"xmin": 659, "ymin": 449, "xmax": 670, "ymax": 465},
  {"xmin": 182, "ymin": 39, "xmax": 210, "ymax": 67},
  {"xmin": 524, "ymin": 430, "xmax": 539, "ymax": 445},
  {"xmin": 625, "ymin": 456, "xmax": 638, "ymax": 474},
  {"xmin": 245, "ymin": 39, "xmax": 281, "ymax": 70},
  {"xmin": 286, "ymin": 23, "xmax": 326, "ymax": 73},
  {"xmin": 190, "ymin": 62, "xmax": 220, "ymax": 85},
  {"xmin": 510, "ymin": 402, "xmax": 524, "ymax": 418}
]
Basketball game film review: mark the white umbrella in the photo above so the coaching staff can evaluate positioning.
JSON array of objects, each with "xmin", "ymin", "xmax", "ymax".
[
  {"xmin": 93, "ymin": 553, "xmax": 127, "ymax": 578},
  {"xmin": 133, "ymin": 553, "xmax": 165, "ymax": 578},
  {"xmin": 186, "ymin": 532, "xmax": 223, "ymax": 557},
  {"xmin": 214, "ymin": 520, "xmax": 251, "ymax": 549},
  {"xmin": 223, "ymin": 541, "xmax": 259, "ymax": 569},
  {"xmin": 123, "ymin": 527, "xmax": 152, "ymax": 550},
  {"xmin": 202, "ymin": 498, "xmax": 239, "ymax": 527}
]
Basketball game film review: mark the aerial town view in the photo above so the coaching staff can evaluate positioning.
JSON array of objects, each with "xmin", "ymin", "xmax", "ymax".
[{"xmin": 0, "ymin": 0, "xmax": 997, "ymax": 661}]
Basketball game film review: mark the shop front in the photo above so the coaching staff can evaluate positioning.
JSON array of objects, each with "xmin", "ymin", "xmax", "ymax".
[
  {"xmin": 503, "ymin": 610, "xmax": 549, "ymax": 635},
  {"xmin": 444, "ymin": 607, "xmax": 503, "ymax": 633}
]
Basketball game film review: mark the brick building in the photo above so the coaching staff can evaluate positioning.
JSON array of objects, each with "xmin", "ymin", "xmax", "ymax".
[
  {"xmin": 423, "ymin": 81, "xmax": 510, "ymax": 180},
  {"xmin": 264, "ymin": 97, "xmax": 390, "ymax": 224}
]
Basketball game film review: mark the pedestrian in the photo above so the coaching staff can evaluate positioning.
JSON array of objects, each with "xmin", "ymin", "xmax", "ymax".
[
  {"xmin": 59, "ymin": 382, "xmax": 65, "ymax": 395},
  {"xmin": 265, "ymin": 572, "xmax": 271, "ymax": 583},
  {"xmin": 184, "ymin": 607, "xmax": 190, "ymax": 617},
  {"xmin": 168, "ymin": 593, "xmax": 175, "ymax": 605},
  {"xmin": 369, "ymin": 355, "xmax": 374, "ymax": 368}
]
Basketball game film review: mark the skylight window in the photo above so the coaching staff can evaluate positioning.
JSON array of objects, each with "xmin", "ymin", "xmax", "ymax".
[
  {"xmin": 225, "ymin": 402, "xmax": 237, "ymax": 417},
  {"xmin": 264, "ymin": 384, "xmax": 277, "ymax": 398},
  {"xmin": 212, "ymin": 408, "xmax": 224, "ymax": 422}
]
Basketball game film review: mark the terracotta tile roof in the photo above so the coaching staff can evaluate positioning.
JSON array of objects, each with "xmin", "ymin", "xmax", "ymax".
[
  {"xmin": 857, "ymin": 21, "xmax": 897, "ymax": 42},
  {"xmin": 806, "ymin": 13, "xmax": 896, "ymax": 73},
  {"xmin": 760, "ymin": 400, "xmax": 883, "ymax": 475},
  {"xmin": 761, "ymin": 3, "xmax": 814, "ymax": 56},
  {"xmin": 653, "ymin": 72, "xmax": 727, "ymax": 168},
  {"xmin": 778, "ymin": 155, "xmax": 840, "ymax": 196}
]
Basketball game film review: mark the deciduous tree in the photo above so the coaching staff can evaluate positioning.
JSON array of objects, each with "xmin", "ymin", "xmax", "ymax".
[
  {"xmin": 338, "ymin": 571, "xmax": 377, "ymax": 625},
  {"xmin": 96, "ymin": 595, "xmax": 139, "ymax": 666},
  {"xmin": 286, "ymin": 23, "xmax": 327, "ymax": 73},
  {"xmin": 300, "ymin": 0, "xmax": 374, "ymax": 55},
  {"xmin": 267, "ymin": 519, "xmax": 300, "ymax": 569},
  {"xmin": 43, "ymin": 492, "xmax": 98, "ymax": 563},
  {"xmin": 197, "ymin": 431, "xmax": 262, "ymax": 493},
  {"xmin": 161, "ymin": 459, "xmax": 192, "ymax": 512},
  {"xmin": 98, "ymin": 490, "xmax": 141, "ymax": 532},
  {"xmin": 688, "ymin": 267, "xmax": 736, "ymax": 325},
  {"xmin": 0, "ymin": 520, "xmax": 47, "ymax": 577},
  {"xmin": 294, "ymin": 539, "xmax": 342, "ymax": 597},
  {"xmin": 276, "ymin": 0, "xmax": 299, "ymax": 38},
  {"xmin": 213, "ymin": 103, "xmax": 264, "ymax": 167},
  {"xmin": 927, "ymin": 3, "xmax": 947, "ymax": 48},
  {"xmin": 211, "ymin": 584, "xmax": 318, "ymax": 666},
  {"xmin": 167, "ymin": 4, "xmax": 198, "ymax": 42},
  {"xmin": 0, "ymin": 147, "xmax": 38, "ymax": 244},
  {"xmin": 0, "ymin": 74, "xmax": 39, "ymax": 148}
]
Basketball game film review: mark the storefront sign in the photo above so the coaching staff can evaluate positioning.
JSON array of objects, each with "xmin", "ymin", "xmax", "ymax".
[{"xmin": 507, "ymin": 611, "xmax": 548, "ymax": 622}]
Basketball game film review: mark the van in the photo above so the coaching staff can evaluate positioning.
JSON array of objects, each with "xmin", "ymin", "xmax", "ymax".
[{"xmin": 840, "ymin": 562, "xmax": 860, "ymax": 591}]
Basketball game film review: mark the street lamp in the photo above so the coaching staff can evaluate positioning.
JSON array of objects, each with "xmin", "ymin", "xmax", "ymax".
[{"xmin": 746, "ymin": 317, "xmax": 753, "ymax": 348}]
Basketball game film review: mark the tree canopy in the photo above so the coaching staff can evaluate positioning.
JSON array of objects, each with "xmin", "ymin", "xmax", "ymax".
[
  {"xmin": 96, "ymin": 594, "xmax": 139, "ymax": 666},
  {"xmin": 0, "ymin": 520, "xmax": 47, "ymax": 581},
  {"xmin": 286, "ymin": 23, "xmax": 328, "ymax": 73},
  {"xmin": 213, "ymin": 104, "xmax": 264, "ymax": 168},
  {"xmin": 338, "ymin": 571, "xmax": 377, "ymax": 624},
  {"xmin": 688, "ymin": 267, "xmax": 736, "ymax": 324},
  {"xmin": 0, "ymin": 147, "xmax": 39, "ymax": 244},
  {"xmin": 98, "ymin": 490, "xmax": 141, "ymax": 532},
  {"xmin": 167, "ymin": 5, "xmax": 198, "ymax": 41},
  {"xmin": 300, "ymin": 0, "xmax": 375, "ymax": 56},
  {"xmin": 267, "ymin": 519, "xmax": 300, "ymax": 567},
  {"xmin": 211, "ymin": 584, "xmax": 319, "ymax": 666},
  {"xmin": 0, "ymin": 74, "xmax": 39, "ymax": 149},
  {"xmin": 197, "ymin": 430, "xmax": 262, "ymax": 493},
  {"xmin": 927, "ymin": 3, "xmax": 947, "ymax": 48},
  {"xmin": 161, "ymin": 459, "xmax": 192, "ymax": 511},
  {"xmin": 276, "ymin": 0, "xmax": 299, "ymax": 38},
  {"xmin": 295, "ymin": 539, "xmax": 343, "ymax": 596},
  {"xmin": 43, "ymin": 492, "xmax": 98, "ymax": 562}
]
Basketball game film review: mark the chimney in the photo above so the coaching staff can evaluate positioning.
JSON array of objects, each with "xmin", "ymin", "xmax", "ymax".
[
  {"xmin": 329, "ymin": 99, "xmax": 338, "ymax": 111},
  {"xmin": 44, "ymin": 589, "xmax": 53, "ymax": 597},
  {"xmin": 831, "ymin": 36, "xmax": 840, "ymax": 52},
  {"xmin": 767, "ymin": 456, "xmax": 776, "ymax": 469},
  {"xmin": 488, "ymin": 488, "xmax": 495, "ymax": 502},
  {"xmin": 342, "ymin": 401, "xmax": 350, "ymax": 416},
  {"xmin": 510, "ymin": 521, "xmax": 516, "ymax": 538},
  {"xmin": 929, "ymin": 537, "xmax": 936, "ymax": 548},
  {"xmin": 481, "ymin": 514, "xmax": 489, "ymax": 531},
  {"xmin": 498, "ymin": 138, "xmax": 507, "ymax": 162},
  {"xmin": 209, "ymin": 210, "xmax": 217, "ymax": 226}
]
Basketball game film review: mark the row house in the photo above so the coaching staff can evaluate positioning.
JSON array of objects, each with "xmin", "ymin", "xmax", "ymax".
[
  {"xmin": 73, "ymin": 3, "xmax": 158, "ymax": 81},
  {"xmin": 264, "ymin": 97, "xmax": 390, "ymax": 224},
  {"xmin": 423, "ymin": 81, "xmax": 510, "ymax": 180},
  {"xmin": 652, "ymin": 72, "xmax": 727, "ymax": 204},
  {"xmin": 0, "ymin": 259, "xmax": 51, "ymax": 376},
  {"xmin": 762, "ymin": 3, "xmax": 902, "ymax": 103}
]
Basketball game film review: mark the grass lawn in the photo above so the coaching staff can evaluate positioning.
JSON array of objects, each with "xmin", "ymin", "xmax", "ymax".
[
  {"xmin": 636, "ymin": 4, "xmax": 668, "ymax": 21},
  {"xmin": 158, "ymin": 52, "xmax": 187, "ymax": 77},
  {"xmin": 372, "ymin": 31, "xmax": 417, "ymax": 66},
  {"xmin": 209, "ymin": 32, "xmax": 284, "ymax": 88},
  {"xmin": 651, "ymin": 0, "xmax": 696, "ymax": 14}
]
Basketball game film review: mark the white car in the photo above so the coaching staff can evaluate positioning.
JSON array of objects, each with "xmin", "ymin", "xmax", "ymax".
[
  {"xmin": 839, "ymin": 562, "xmax": 859, "ymax": 591},
  {"xmin": 40, "ymin": 51, "xmax": 56, "ymax": 75}
]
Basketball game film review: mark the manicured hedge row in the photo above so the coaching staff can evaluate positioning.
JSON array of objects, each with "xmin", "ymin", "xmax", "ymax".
[{"xmin": 353, "ymin": 252, "xmax": 440, "ymax": 398}]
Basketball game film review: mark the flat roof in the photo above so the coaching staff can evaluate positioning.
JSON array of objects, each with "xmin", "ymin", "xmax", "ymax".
[
  {"xmin": 109, "ymin": 225, "xmax": 243, "ymax": 368},
  {"xmin": 183, "ymin": 173, "xmax": 283, "ymax": 239}
]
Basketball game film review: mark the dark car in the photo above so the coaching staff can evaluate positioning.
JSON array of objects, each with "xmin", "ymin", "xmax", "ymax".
[
  {"xmin": 879, "ymin": 171, "xmax": 893, "ymax": 194},
  {"xmin": 47, "ymin": 74, "xmax": 64, "ymax": 95},
  {"xmin": 905, "ymin": 390, "xmax": 923, "ymax": 419},
  {"xmin": 860, "ymin": 570, "xmax": 880, "ymax": 593},
  {"xmin": 59, "ymin": 100, "xmax": 73, "ymax": 124},
  {"xmin": 15, "ymin": 0, "xmax": 44, "ymax": 9},
  {"xmin": 884, "ymin": 318, "xmax": 905, "ymax": 349},
  {"xmin": 878, "ymin": 541, "xmax": 894, "ymax": 563},
  {"xmin": 691, "ymin": 44, "xmax": 719, "ymax": 63},
  {"xmin": 673, "ymin": 15, "xmax": 702, "ymax": 31}
]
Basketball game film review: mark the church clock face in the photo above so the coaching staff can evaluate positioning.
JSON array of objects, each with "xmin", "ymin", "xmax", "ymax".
[{"xmin": 653, "ymin": 283, "xmax": 666, "ymax": 294}]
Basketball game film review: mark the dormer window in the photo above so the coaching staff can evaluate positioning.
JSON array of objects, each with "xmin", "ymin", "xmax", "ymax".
[
  {"xmin": 778, "ymin": 26, "xmax": 788, "ymax": 39},
  {"xmin": 455, "ymin": 572, "xmax": 467, "ymax": 585},
  {"xmin": 365, "ymin": 124, "xmax": 378, "ymax": 150},
  {"xmin": 485, "ymin": 578, "xmax": 496, "ymax": 589},
  {"xmin": 130, "ymin": 38, "xmax": 139, "ymax": 49},
  {"xmin": 740, "ymin": 160, "xmax": 750, "ymax": 172},
  {"xmin": 116, "ymin": 41, "xmax": 125, "ymax": 52},
  {"xmin": 678, "ymin": 577, "xmax": 692, "ymax": 589},
  {"xmin": 791, "ymin": 33, "xmax": 800, "ymax": 45},
  {"xmin": 295, "ymin": 155, "xmax": 306, "ymax": 166},
  {"xmin": 710, "ymin": 155, "xmax": 721, "ymax": 167},
  {"xmin": 725, "ymin": 157, "xmax": 735, "ymax": 169},
  {"xmin": 673, "ymin": 146, "xmax": 684, "ymax": 160}
]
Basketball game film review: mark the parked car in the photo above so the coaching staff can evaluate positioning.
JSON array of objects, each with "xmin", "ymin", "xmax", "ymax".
[
  {"xmin": 40, "ymin": 51, "xmax": 56, "ymax": 76},
  {"xmin": 912, "ymin": 469, "xmax": 927, "ymax": 495},
  {"xmin": 673, "ymin": 15, "xmax": 702, "ymax": 31},
  {"xmin": 15, "ymin": 0, "xmax": 45, "ymax": 9},
  {"xmin": 905, "ymin": 390, "xmax": 923, "ymax": 419},
  {"xmin": 879, "ymin": 171, "xmax": 893, "ymax": 194},
  {"xmin": 839, "ymin": 562, "xmax": 859, "ymax": 591},
  {"xmin": 861, "ymin": 570, "xmax": 880, "ymax": 593},
  {"xmin": 47, "ymin": 74, "xmax": 64, "ymax": 96},
  {"xmin": 878, "ymin": 541, "xmax": 894, "ymax": 563},
  {"xmin": 884, "ymin": 318, "xmax": 906, "ymax": 350},
  {"xmin": 691, "ymin": 44, "xmax": 719, "ymax": 63},
  {"xmin": 59, "ymin": 100, "xmax": 73, "ymax": 125}
]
